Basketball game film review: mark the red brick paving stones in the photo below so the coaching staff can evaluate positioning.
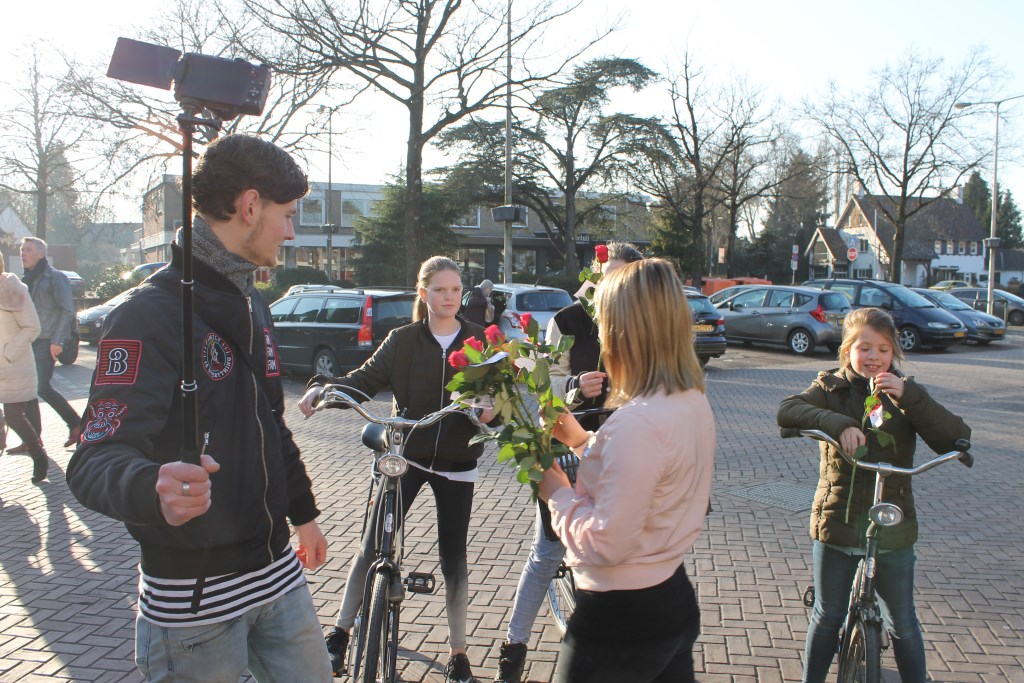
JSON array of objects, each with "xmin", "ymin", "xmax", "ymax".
[{"xmin": 0, "ymin": 333, "xmax": 1021, "ymax": 682}]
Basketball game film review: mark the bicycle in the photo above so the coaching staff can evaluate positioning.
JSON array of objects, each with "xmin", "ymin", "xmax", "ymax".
[
  {"xmin": 781, "ymin": 427, "xmax": 973, "ymax": 683},
  {"xmin": 315, "ymin": 385, "xmax": 487, "ymax": 683},
  {"xmin": 542, "ymin": 406, "xmax": 615, "ymax": 637}
]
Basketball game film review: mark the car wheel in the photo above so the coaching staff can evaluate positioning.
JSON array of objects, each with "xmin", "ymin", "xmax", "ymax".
[
  {"xmin": 787, "ymin": 329, "xmax": 815, "ymax": 355},
  {"xmin": 898, "ymin": 326, "xmax": 922, "ymax": 352},
  {"xmin": 313, "ymin": 349, "xmax": 339, "ymax": 376},
  {"xmin": 699, "ymin": 356, "xmax": 710, "ymax": 367},
  {"xmin": 826, "ymin": 343, "xmax": 840, "ymax": 354},
  {"xmin": 1009, "ymin": 310, "xmax": 1024, "ymax": 326}
]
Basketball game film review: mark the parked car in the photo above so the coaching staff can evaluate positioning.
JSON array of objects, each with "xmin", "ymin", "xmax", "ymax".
[
  {"xmin": 269, "ymin": 286, "xmax": 417, "ymax": 375},
  {"xmin": 686, "ymin": 291, "xmax": 727, "ymax": 366},
  {"xmin": 708, "ymin": 284, "xmax": 759, "ymax": 306},
  {"xmin": 946, "ymin": 287, "xmax": 1024, "ymax": 326},
  {"xmin": 912, "ymin": 288, "xmax": 1007, "ymax": 344},
  {"xmin": 123, "ymin": 262, "xmax": 167, "ymax": 286},
  {"xmin": 930, "ymin": 279, "xmax": 972, "ymax": 290},
  {"xmin": 714, "ymin": 285, "xmax": 850, "ymax": 355},
  {"xmin": 61, "ymin": 270, "xmax": 87, "ymax": 299},
  {"xmin": 467, "ymin": 283, "xmax": 574, "ymax": 343},
  {"xmin": 802, "ymin": 278, "xmax": 966, "ymax": 351},
  {"xmin": 77, "ymin": 288, "xmax": 137, "ymax": 344}
]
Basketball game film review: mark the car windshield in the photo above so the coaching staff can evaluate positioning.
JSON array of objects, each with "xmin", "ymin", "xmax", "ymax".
[
  {"xmin": 997, "ymin": 290, "xmax": 1024, "ymax": 304},
  {"xmin": 686, "ymin": 296, "xmax": 717, "ymax": 315},
  {"xmin": 929, "ymin": 291, "xmax": 972, "ymax": 310},
  {"xmin": 105, "ymin": 289, "xmax": 134, "ymax": 307},
  {"xmin": 515, "ymin": 290, "xmax": 573, "ymax": 312},
  {"xmin": 890, "ymin": 286, "xmax": 936, "ymax": 308}
]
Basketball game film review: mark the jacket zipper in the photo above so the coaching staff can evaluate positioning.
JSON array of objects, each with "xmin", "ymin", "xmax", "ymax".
[
  {"xmin": 246, "ymin": 292, "xmax": 274, "ymax": 563},
  {"xmin": 428, "ymin": 342, "xmax": 450, "ymax": 471}
]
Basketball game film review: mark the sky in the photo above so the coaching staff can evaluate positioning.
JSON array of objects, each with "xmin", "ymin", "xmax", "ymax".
[{"xmin": 5, "ymin": 0, "xmax": 1024, "ymax": 222}]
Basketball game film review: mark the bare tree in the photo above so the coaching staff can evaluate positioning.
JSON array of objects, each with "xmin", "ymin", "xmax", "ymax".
[
  {"xmin": 0, "ymin": 49, "xmax": 88, "ymax": 240},
  {"xmin": 627, "ymin": 52, "xmax": 740, "ymax": 285},
  {"xmin": 234, "ymin": 0, "xmax": 606, "ymax": 284},
  {"xmin": 806, "ymin": 47, "xmax": 996, "ymax": 282},
  {"xmin": 438, "ymin": 57, "xmax": 655, "ymax": 274}
]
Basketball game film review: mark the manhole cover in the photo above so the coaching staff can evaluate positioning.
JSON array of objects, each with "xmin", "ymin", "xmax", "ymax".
[{"xmin": 725, "ymin": 481, "xmax": 816, "ymax": 512}]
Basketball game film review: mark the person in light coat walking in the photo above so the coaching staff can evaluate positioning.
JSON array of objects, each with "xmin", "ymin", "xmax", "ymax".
[{"xmin": 0, "ymin": 252, "xmax": 48, "ymax": 483}]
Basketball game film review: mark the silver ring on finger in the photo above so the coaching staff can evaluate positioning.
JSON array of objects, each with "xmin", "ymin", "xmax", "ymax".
[{"xmin": 182, "ymin": 481, "xmax": 191, "ymax": 497}]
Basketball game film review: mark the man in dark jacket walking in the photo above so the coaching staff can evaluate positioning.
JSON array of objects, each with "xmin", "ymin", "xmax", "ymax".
[
  {"xmin": 67, "ymin": 135, "xmax": 332, "ymax": 683},
  {"xmin": 14, "ymin": 237, "xmax": 80, "ymax": 451}
]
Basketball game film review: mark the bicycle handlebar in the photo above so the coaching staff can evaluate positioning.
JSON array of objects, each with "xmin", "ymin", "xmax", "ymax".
[
  {"xmin": 780, "ymin": 428, "xmax": 974, "ymax": 473},
  {"xmin": 316, "ymin": 385, "xmax": 485, "ymax": 431}
]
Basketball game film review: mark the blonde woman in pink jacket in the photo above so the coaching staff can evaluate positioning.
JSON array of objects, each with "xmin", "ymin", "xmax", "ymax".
[{"xmin": 539, "ymin": 258, "xmax": 716, "ymax": 683}]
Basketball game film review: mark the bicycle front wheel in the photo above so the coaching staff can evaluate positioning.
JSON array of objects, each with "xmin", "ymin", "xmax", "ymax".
[
  {"xmin": 837, "ymin": 618, "xmax": 881, "ymax": 683},
  {"xmin": 360, "ymin": 571, "xmax": 400, "ymax": 683},
  {"xmin": 545, "ymin": 564, "xmax": 576, "ymax": 637}
]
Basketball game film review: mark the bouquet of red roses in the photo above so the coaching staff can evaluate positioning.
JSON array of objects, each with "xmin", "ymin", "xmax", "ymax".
[{"xmin": 447, "ymin": 318, "xmax": 573, "ymax": 490}]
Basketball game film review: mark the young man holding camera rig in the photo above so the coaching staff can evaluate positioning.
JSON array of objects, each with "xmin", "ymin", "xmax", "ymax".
[{"xmin": 67, "ymin": 134, "xmax": 332, "ymax": 682}]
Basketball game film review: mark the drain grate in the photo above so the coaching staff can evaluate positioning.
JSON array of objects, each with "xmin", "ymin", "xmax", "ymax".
[{"xmin": 724, "ymin": 481, "xmax": 816, "ymax": 512}]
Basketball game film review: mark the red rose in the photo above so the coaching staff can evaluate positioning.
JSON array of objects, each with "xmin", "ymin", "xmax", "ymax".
[
  {"xmin": 485, "ymin": 325, "xmax": 505, "ymax": 345},
  {"xmin": 465, "ymin": 337, "xmax": 484, "ymax": 352},
  {"xmin": 594, "ymin": 244, "xmax": 609, "ymax": 264},
  {"xmin": 448, "ymin": 350, "xmax": 470, "ymax": 369},
  {"xmin": 518, "ymin": 312, "xmax": 533, "ymax": 330}
]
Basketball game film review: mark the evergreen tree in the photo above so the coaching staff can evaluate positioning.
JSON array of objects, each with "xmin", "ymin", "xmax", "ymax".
[
  {"xmin": 997, "ymin": 190, "xmax": 1024, "ymax": 249},
  {"xmin": 962, "ymin": 171, "xmax": 991, "ymax": 228},
  {"xmin": 351, "ymin": 183, "xmax": 462, "ymax": 286}
]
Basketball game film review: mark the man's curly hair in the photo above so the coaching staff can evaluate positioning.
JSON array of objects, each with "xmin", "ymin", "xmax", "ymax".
[{"xmin": 191, "ymin": 134, "xmax": 308, "ymax": 221}]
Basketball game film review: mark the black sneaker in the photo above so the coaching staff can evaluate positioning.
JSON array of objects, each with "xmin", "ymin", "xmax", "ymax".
[
  {"xmin": 445, "ymin": 652, "xmax": 476, "ymax": 683},
  {"xmin": 493, "ymin": 641, "xmax": 527, "ymax": 683},
  {"xmin": 325, "ymin": 626, "xmax": 349, "ymax": 678}
]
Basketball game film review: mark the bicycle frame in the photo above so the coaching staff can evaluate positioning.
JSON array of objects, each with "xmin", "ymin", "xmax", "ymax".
[
  {"xmin": 315, "ymin": 386, "xmax": 485, "ymax": 682},
  {"xmin": 783, "ymin": 428, "xmax": 972, "ymax": 682}
]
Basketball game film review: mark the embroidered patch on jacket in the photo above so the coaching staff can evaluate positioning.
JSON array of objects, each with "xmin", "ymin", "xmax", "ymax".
[
  {"xmin": 95, "ymin": 340, "xmax": 143, "ymax": 385},
  {"xmin": 82, "ymin": 399, "xmax": 128, "ymax": 443},
  {"xmin": 202, "ymin": 332, "xmax": 234, "ymax": 381},
  {"xmin": 263, "ymin": 327, "xmax": 280, "ymax": 377}
]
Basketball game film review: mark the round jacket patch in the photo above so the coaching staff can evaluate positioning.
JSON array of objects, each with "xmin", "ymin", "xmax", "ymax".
[{"xmin": 202, "ymin": 332, "xmax": 234, "ymax": 381}]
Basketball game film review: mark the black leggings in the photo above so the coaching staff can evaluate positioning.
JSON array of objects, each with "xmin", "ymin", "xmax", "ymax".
[
  {"xmin": 554, "ymin": 563, "xmax": 701, "ymax": 683},
  {"xmin": 337, "ymin": 465, "xmax": 474, "ymax": 649}
]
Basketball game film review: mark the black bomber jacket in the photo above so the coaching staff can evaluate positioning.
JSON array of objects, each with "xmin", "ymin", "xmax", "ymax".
[
  {"xmin": 309, "ymin": 318, "xmax": 488, "ymax": 472},
  {"xmin": 67, "ymin": 247, "xmax": 319, "ymax": 579}
]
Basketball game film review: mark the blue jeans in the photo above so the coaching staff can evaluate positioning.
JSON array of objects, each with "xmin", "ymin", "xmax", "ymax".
[
  {"xmin": 507, "ymin": 506, "xmax": 567, "ymax": 644},
  {"xmin": 135, "ymin": 584, "xmax": 331, "ymax": 683},
  {"xmin": 803, "ymin": 541, "xmax": 926, "ymax": 683}
]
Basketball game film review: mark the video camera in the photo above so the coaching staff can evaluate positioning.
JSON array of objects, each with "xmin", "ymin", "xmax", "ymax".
[{"xmin": 106, "ymin": 37, "xmax": 271, "ymax": 120}]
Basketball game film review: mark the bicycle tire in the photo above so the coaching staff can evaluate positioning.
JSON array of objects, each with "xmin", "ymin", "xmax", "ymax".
[
  {"xmin": 837, "ymin": 618, "xmax": 881, "ymax": 683},
  {"xmin": 360, "ymin": 571, "xmax": 399, "ymax": 683},
  {"xmin": 545, "ymin": 565, "xmax": 576, "ymax": 637}
]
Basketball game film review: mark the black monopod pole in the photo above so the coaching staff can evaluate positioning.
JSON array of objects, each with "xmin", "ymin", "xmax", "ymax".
[{"xmin": 177, "ymin": 108, "xmax": 221, "ymax": 465}]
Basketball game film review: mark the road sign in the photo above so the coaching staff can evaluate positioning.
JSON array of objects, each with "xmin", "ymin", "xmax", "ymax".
[
  {"xmin": 790, "ymin": 258, "xmax": 798, "ymax": 271},
  {"xmin": 847, "ymin": 246, "xmax": 859, "ymax": 261}
]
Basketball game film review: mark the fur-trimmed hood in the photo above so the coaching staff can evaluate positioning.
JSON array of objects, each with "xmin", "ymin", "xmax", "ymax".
[{"xmin": 0, "ymin": 273, "xmax": 30, "ymax": 312}]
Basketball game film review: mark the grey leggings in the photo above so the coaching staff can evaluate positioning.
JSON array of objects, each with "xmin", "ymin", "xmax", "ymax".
[{"xmin": 336, "ymin": 465, "xmax": 474, "ymax": 650}]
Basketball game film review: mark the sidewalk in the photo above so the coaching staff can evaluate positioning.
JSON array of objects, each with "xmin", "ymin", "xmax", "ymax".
[{"xmin": 0, "ymin": 335, "xmax": 1021, "ymax": 682}]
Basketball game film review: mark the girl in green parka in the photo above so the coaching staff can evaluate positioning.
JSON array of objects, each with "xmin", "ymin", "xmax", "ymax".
[{"xmin": 777, "ymin": 307, "xmax": 970, "ymax": 683}]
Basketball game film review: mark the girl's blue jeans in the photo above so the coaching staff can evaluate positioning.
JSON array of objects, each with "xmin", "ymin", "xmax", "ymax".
[{"xmin": 803, "ymin": 540, "xmax": 926, "ymax": 683}]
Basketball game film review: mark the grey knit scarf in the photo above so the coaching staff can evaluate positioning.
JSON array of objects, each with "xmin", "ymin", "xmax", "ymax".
[{"xmin": 191, "ymin": 216, "xmax": 258, "ymax": 293}]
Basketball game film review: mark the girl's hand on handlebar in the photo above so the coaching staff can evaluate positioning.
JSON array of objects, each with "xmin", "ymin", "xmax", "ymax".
[
  {"xmin": 872, "ymin": 371, "xmax": 904, "ymax": 400},
  {"xmin": 538, "ymin": 461, "xmax": 571, "ymax": 502},
  {"xmin": 297, "ymin": 386, "xmax": 322, "ymax": 418},
  {"xmin": 839, "ymin": 426, "xmax": 866, "ymax": 456},
  {"xmin": 577, "ymin": 371, "xmax": 607, "ymax": 399}
]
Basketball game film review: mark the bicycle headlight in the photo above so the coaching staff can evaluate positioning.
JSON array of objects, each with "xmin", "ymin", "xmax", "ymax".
[
  {"xmin": 377, "ymin": 454, "xmax": 408, "ymax": 477},
  {"xmin": 868, "ymin": 503, "xmax": 904, "ymax": 527}
]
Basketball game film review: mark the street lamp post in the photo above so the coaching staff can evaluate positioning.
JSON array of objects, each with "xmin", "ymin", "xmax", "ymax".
[
  {"xmin": 955, "ymin": 93, "xmax": 1024, "ymax": 315},
  {"xmin": 319, "ymin": 106, "xmax": 338, "ymax": 282}
]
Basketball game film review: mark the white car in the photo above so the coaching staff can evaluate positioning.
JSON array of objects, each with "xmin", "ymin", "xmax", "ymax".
[{"xmin": 464, "ymin": 283, "xmax": 573, "ymax": 342}]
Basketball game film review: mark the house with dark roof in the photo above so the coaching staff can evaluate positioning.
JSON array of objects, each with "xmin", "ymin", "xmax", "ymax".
[{"xmin": 804, "ymin": 193, "xmax": 987, "ymax": 286}]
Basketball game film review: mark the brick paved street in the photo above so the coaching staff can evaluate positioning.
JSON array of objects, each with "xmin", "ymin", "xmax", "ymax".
[{"xmin": 0, "ymin": 333, "xmax": 1021, "ymax": 682}]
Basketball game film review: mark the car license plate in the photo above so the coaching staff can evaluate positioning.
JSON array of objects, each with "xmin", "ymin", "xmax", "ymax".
[
  {"xmin": 994, "ymin": 329, "xmax": 1004, "ymax": 335},
  {"xmin": 694, "ymin": 324, "xmax": 713, "ymax": 332},
  {"xmin": 79, "ymin": 326, "xmax": 90, "ymax": 335},
  {"xmin": 954, "ymin": 331, "xmax": 965, "ymax": 338}
]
